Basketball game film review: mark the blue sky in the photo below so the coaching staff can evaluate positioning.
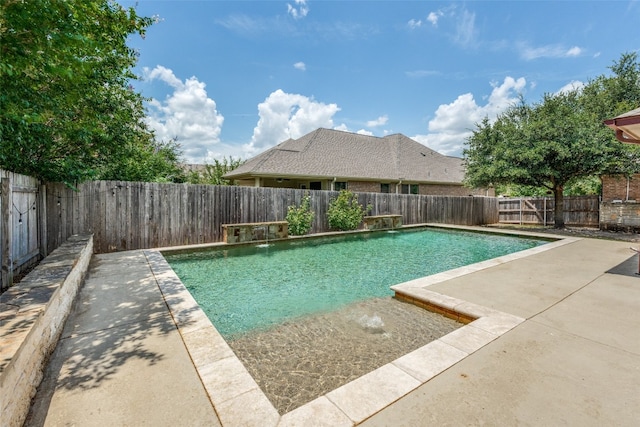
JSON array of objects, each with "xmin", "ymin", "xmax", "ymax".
[{"xmin": 121, "ymin": 0, "xmax": 640, "ymax": 163}]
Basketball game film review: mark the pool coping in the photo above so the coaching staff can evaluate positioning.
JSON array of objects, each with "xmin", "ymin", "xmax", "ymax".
[{"xmin": 147, "ymin": 225, "xmax": 579, "ymax": 426}]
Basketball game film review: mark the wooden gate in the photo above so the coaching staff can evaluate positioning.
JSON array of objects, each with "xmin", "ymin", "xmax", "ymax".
[
  {"xmin": 498, "ymin": 196, "xmax": 599, "ymax": 227},
  {"xmin": 1, "ymin": 170, "xmax": 43, "ymax": 291}
]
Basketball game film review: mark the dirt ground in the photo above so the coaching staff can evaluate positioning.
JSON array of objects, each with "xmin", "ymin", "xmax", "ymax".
[{"xmin": 486, "ymin": 224, "xmax": 640, "ymax": 243}]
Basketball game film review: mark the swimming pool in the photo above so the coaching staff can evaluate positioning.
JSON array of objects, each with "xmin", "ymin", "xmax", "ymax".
[{"xmin": 165, "ymin": 227, "xmax": 546, "ymax": 339}]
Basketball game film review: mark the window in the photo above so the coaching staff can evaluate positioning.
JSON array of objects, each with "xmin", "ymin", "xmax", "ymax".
[
  {"xmin": 400, "ymin": 184, "xmax": 419, "ymax": 194},
  {"xmin": 334, "ymin": 181, "xmax": 347, "ymax": 191},
  {"xmin": 380, "ymin": 183, "xmax": 390, "ymax": 193},
  {"xmin": 310, "ymin": 181, "xmax": 322, "ymax": 190}
]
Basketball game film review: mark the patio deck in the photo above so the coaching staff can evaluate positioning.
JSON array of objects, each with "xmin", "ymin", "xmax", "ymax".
[{"xmin": 24, "ymin": 227, "xmax": 640, "ymax": 426}]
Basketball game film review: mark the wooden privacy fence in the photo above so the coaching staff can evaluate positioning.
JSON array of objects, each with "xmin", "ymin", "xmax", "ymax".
[
  {"xmin": 1, "ymin": 169, "xmax": 45, "ymax": 291},
  {"xmin": 498, "ymin": 196, "xmax": 600, "ymax": 227},
  {"xmin": 46, "ymin": 181, "xmax": 499, "ymax": 253}
]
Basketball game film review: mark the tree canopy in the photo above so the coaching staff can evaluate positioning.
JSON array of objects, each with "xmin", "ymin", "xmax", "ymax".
[
  {"xmin": 185, "ymin": 157, "xmax": 245, "ymax": 185},
  {"xmin": 0, "ymin": 0, "xmax": 183, "ymax": 184},
  {"xmin": 464, "ymin": 52, "xmax": 640, "ymax": 228}
]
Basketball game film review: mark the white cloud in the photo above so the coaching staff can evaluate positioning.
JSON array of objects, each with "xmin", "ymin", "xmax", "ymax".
[
  {"xmin": 519, "ymin": 43, "xmax": 586, "ymax": 60},
  {"xmin": 566, "ymin": 46, "xmax": 582, "ymax": 57},
  {"xmin": 366, "ymin": 115, "xmax": 388, "ymax": 127},
  {"xmin": 427, "ymin": 11, "xmax": 442, "ymax": 26},
  {"xmin": 143, "ymin": 66, "xmax": 224, "ymax": 163},
  {"xmin": 244, "ymin": 89, "xmax": 340, "ymax": 156},
  {"xmin": 287, "ymin": 0, "xmax": 309, "ymax": 20},
  {"xmin": 408, "ymin": 18, "xmax": 422, "ymax": 29},
  {"xmin": 356, "ymin": 129, "xmax": 374, "ymax": 136},
  {"xmin": 555, "ymin": 80, "xmax": 585, "ymax": 95},
  {"xmin": 454, "ymin": 9, "xmax": 477, "ymax": 47},
  {"xmin": 294, "ymin": 61, "xmax": 306, "ymax": 71},
  {"xmin": 413, "ymin": 76, "xmax": 526, "ymax": 156}
]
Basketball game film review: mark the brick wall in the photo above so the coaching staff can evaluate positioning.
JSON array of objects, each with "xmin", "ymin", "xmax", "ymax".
[
  {"xmin": 601, "ymin": 174, "xmax": 640, "ymax": 202},
  {"xmin": 347, "ymin": 181, "xmax": 493, "ymax": 196},
  {"xmin": 419, "ymin": 184, "xmax": 494, "ymax": 197},
  {"xmin": 347, "ymin": 181, "xmax": 379, "ymax": 193}
]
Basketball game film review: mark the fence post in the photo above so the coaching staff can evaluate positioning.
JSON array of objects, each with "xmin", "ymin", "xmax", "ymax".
[
  {"xmin": 38, "ymin": 184, "xmax": 48, "ymax": 258},
  {"xmin": 1, "ymin": 177, "xmax": 13, "ymax": 290},
  {"xmin": 519, "ymin": 197, "xmax": 523, "ymax": 225}
]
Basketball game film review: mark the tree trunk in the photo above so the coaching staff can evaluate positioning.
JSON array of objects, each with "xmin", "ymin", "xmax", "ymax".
[{"xmin": 553, "ymin": 185, "xmax": 565, "ymax": 229}]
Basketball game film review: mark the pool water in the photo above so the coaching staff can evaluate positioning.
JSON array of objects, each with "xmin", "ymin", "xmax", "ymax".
[{"xmin": 165, "ymin": 228, "xmax": 545, "ymax": 338}]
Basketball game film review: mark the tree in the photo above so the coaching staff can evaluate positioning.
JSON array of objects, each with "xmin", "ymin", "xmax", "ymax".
[
  {"xmin": 0, "ymin": 0, "xmax": 180, "ymax": 184},
  {"xmin": 465, "ymin": 53, "xmax": 640, "ymax": 228},
  {"xmin": 465, "ymin": 92, "xmax": 629, "ymax": 228},
  {"xmin": 98, "ymin": 138, "xmax": 186, "ymax": 183},
  {"xmin": 186, "ymin": 157, "xmax": 244, "ymax": 185}
]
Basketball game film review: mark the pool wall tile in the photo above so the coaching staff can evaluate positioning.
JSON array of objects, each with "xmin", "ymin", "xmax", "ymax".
[
  {"xmin": 326, "ymin": 363, "xmax": 421, "ymax": 424},
  {"xmin": 392, "ymin": 340, "xmax": 469, "ymax": 382},
  {"xmin": 278, "ymin": 397, "xmax": 353, "ymax": 427}
]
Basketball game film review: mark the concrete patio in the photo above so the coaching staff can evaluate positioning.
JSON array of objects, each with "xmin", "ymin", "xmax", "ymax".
[{"xmin": 24, "ymin": 228, "xmax": 640, "ymax": 426}]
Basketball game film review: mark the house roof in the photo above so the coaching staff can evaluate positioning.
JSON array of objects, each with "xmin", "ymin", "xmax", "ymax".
[
  {"xmin": 604, "ymin": 107, "xmax": 640, "ymax": 144},
  {"xmin": 225, "ymin": 128, "xmax": 465, "ymax": 184}
]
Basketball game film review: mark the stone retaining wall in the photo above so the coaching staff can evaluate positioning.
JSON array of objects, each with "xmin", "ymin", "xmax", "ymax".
[
  {"xmin": 0, "ymin": 234, "xmax": 93, "ymax": 427},
  {"xmin": 222, "ymin": 221, "xmax": 288, "ymax": 244},
  {"xmin": 600, "ymin": 202, "xmax": 640, "ymax": 232},
  {"xmin": 363, "ymin": 214, "xmax": 403, "ymax": 230}
]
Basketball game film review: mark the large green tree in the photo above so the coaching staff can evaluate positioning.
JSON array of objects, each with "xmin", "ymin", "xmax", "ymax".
[
  {"xmin": 464, "ymin": 53, "xmax": 640, "ymax": 228},
  {"xmin": 0, "ymin": 0, "xmax": 182, "ymax": 184}
]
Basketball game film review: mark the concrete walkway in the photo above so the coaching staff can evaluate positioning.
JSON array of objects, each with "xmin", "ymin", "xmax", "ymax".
[
  {"xmin": 25, "ymin": 251, "xmax": 221, "ymax": 426},
  {"xmin": 25, "ymin": 234, "xmax": 640, "ymax": 426}
]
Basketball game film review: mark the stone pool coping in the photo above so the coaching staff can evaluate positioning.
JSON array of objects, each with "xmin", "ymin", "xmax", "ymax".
[
  {"xmin": 151, "ymin": 225, "xmax": 578, "ymax": 426},
  {"xmin": 0, "ymin": 234, "xmax": 93, "ymax": 427}
]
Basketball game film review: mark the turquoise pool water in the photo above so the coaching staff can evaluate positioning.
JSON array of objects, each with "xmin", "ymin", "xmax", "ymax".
[{"xmin": 165, "ymin": 228, "xmax": 546, "ymax": 338}]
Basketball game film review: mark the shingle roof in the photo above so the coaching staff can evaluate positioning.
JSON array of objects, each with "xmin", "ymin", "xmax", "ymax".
[{"xmin": 225, "ymin": 128, "xmax": 465, "ymax": 183}]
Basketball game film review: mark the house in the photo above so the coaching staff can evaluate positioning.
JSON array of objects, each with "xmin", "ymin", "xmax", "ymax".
[
  {"xmin": 604, "ymin": 107, "xmax": 640, "ymax": 144},
  {"xmin": 224, "ymin": 128, "xmax": 492, "ymax": 196},
  {"xmin": 601, "ymin": 107, "xmax": 640, "ymax": 202}
]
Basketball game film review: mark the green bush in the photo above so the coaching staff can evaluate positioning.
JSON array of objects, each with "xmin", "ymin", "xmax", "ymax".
[
  {"xmin": 286, "ymin": 194, "xmax": 314, "ymax": 235},
  {"xmin": 327, "ymin": 190, "xmax": 371, "ymax": 231}
]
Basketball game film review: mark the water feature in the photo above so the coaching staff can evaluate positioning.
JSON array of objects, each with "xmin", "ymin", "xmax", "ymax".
[
  {"xmin": 254, "ymin": 224, "xmax": 270, "ymax": 248},
  {"xmin": 165, "ymin": 227, "xmax": 546, "ymax": 339}
]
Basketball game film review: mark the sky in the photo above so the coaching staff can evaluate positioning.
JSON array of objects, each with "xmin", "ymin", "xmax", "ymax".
[{"xmin": 121, "ymin": 0, "xmax": 640, "ymax": 164}]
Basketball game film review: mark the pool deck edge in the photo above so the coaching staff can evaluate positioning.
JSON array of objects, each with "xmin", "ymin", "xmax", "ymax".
[{"xmin": 147, "ymin": 227, "xmax": 562, "ymax": 426}]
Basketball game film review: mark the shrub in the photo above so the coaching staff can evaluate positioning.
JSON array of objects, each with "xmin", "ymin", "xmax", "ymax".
[
  {"xmin": 286, "ymin": 194, "xmax": 314, "ymax": 235},
  {"xmin": 327, "ymin": 190, "xmax": 371, "ymax": 231}
]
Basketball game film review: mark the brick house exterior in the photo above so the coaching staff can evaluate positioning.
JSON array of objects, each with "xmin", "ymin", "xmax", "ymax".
[{"xmin": 225, "ymin": 128, "xmax": 493, "ymax": 196}]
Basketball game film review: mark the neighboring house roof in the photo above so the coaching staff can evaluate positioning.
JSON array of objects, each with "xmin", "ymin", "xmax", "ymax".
[
  {"xmin": 225, "ymin": 128, "xmax": 465, "ymax": 184},
  {"xmin": 604, "ymin": 107, "xmax": 640, "ymax": 144}
]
